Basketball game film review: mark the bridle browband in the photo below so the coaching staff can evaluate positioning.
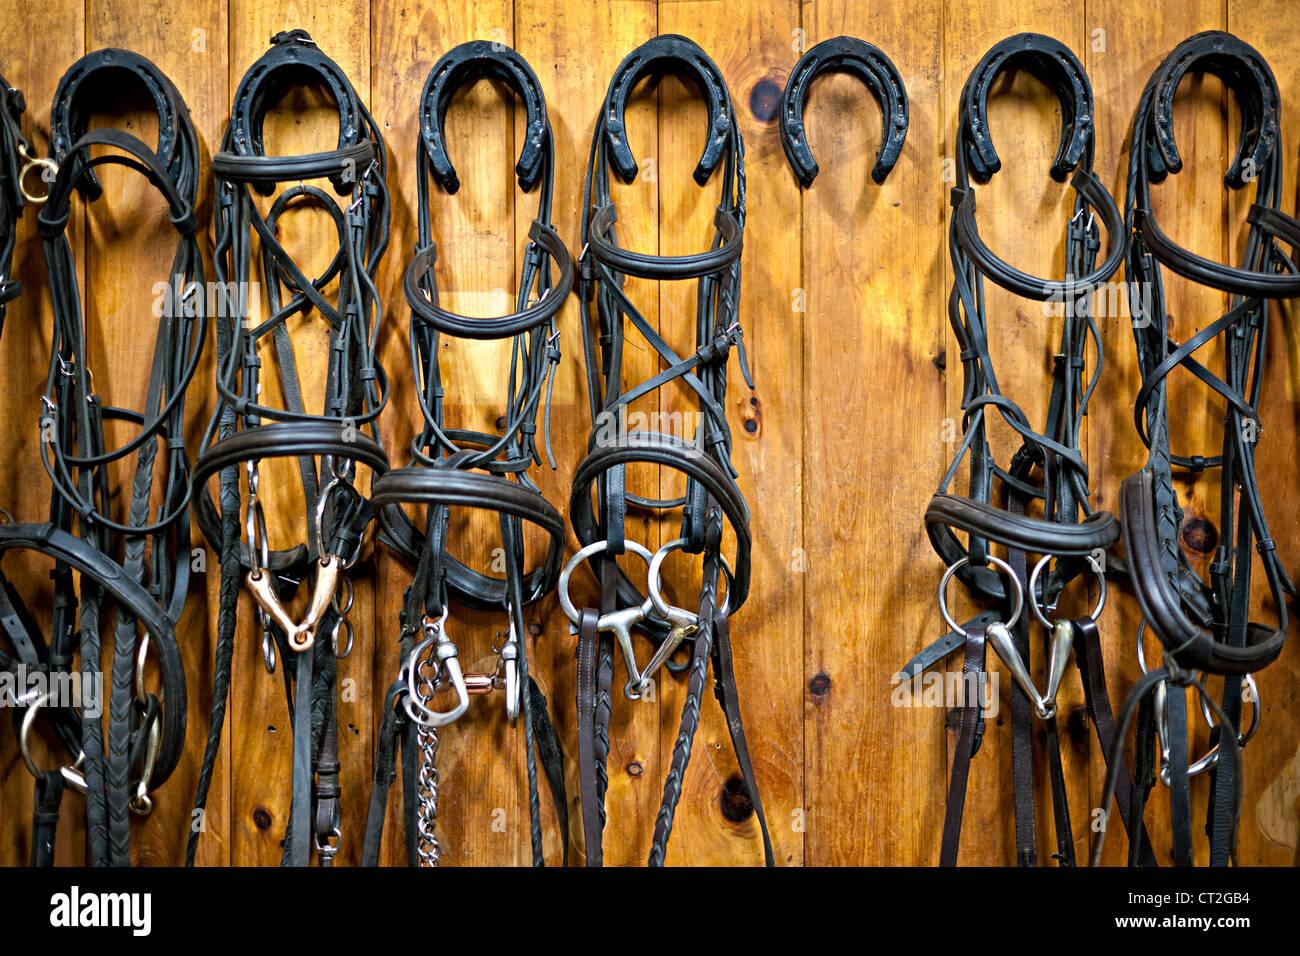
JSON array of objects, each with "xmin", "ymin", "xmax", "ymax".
[
  {"xmin": 568, "ymin": 34, "xmax": 771, "ymax": 867},
  {"xmin": 905, "ymin": 33, "xmax": 1137, "ymax": 867},
  {"xmin": 2, "ymin": 48, "xmax": 200, "ymax": 867},
  {"xmin": 360, "ymin": 39, "xmax": 570, "ymax": 868},
  {"xmin": 1095, "ymin": 30, "xmax": 1300, "ymax": 867},
  {"xmin": 188, "ymin": 29, "xmax": 391, "ymax": 867}
]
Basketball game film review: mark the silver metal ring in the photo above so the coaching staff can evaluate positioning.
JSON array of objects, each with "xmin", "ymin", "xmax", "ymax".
[
  {"xmin": 938, "ymin": 555, "xmax": 1023, "ymax": 637},
  {"xmin": 134, "ymin": 634, "xmax": 154, "ymax": 703},
  {"xmin": 332, "ymin": 576, "xmax": 355, "ymax": 615},
  {"xmin": 19, "ymin": 690, "xmax": 85, "ymax": 782},
  {"xmin": 1136, "ymin": 619, "xmax": 1151, "ymax": 674},
  {"xmin": 1199, "ymin": 673, "xmax": 1260, "ymax": 746},
  {"xmin": 314, "ymin": 476, "xmax": 343, "ymax": 564},
  {"xmin": 646, "ymin": 537, "xmax": 733, "ymax": 619},
  {"xmin": 331, "ymin": 618, "xmax": 354, "ymax": 659},
  {"xmin": 262, "ymin": 628, "xmax": 277, "ymax": 674},
  {"xmin": 1028, "ymin": 554, "xmax": 1106, "ymax": 629},
  {"xmin": 557, "ymin": 539, "xmax": 654, "ymax": 624}
]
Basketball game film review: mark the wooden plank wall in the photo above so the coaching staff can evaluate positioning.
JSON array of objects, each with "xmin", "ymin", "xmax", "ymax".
[{"xmin": 0, "ymin": 0, "xmax": 1297, "ymax": 866}]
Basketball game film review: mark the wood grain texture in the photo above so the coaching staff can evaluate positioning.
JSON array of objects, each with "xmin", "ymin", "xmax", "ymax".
[
  {"xmin": 1224, "ymin": 0, "xmax": 1300, "ymax": 866},
  {"xmin": 85, "ymin": 0, "xmax": 228, "ymax": 868},
  {"xmin": 799, "ymin": 0, "xmax": 944, "ymax": 866},
  {"xmin": 514, "ymin": 0, "xmax": 657, "ymax": 867},
  {"xmin": 0, "ymin": 0, "xmax": 1298, "ymax": 867},
  {"xmin": 0, "ymin": 0, "xmax": 85, "ymax": 867},
  {"xmin": 655, "ymin": 0, "xmax": 802, "ymax": 867},
  {"xmin": 937, "ymin": 0, "xmax": 1092, "ymax": 866},
  {"xmin": 370, "ymin": 0, "xmax": 529, "ymax": 867},
  {"xmin": 225, "ymin": 0, "xmax": 373, "ymax": 867}
]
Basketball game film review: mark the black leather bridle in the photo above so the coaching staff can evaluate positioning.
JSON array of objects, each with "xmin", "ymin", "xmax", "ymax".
[
  {"xmin": 2, "ymin": 49, "xmax": 200, "ymax": 866},
  {"xmin": 1093, "ymin": 31, "xmax": 1300, "ymax": 867},
  {"xmin": 0, "ymin": 75, "xmax": 36, "ymax": 334},
  {"xmin": 188, "ymin": 29, "xmax": 390, "ymax": 867},
  {"xmin": 360, "ymin": 40, "xmax": 570, "ymax": 868},
  {"xmin": 904, "ymin": 34, "xmax": 1136, "ymax": 866},
  {"xmin": 567, "ymin": 34, "xmax": 771, "ymax": 867}
]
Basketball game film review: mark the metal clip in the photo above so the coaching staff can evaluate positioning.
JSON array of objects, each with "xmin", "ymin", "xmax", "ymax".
[{"xmin": 403, "ymin": 615, "xmax": 470, "ymax": 727}]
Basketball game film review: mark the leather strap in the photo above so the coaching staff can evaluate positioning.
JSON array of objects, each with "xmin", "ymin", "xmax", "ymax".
[
  {"xmin": 31, "ymin": 770, "xmax": 65, "ymax": 867},
  {"xmin": 940, "ymin": 627, "xmax": 986, "ymax": 866},
  {"xmin": 1070, "ymin": 616, "xmax": 1157, "ymax": 866},
  {"xmin": 576, "ymin": 608, "xmax": 604, "ymax": 866}
]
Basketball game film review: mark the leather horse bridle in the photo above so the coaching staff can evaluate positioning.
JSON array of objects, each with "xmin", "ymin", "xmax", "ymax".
[
  {"xmin": 2, "ymin": 49, "xmax": 200, "ymax": 866},
  {"xmin": 0, "ymin": 75, "xmax": 46, "ymax": 335},
  {"xmin": 567, "ymin": 34, "xmax": 771, "ymax": 866},
  {"xmin": 188, "ymin": 29, "xmax": 390, "ymax": 866},
  {"xmin": 1095, "ymin": 31, "xmax": 1300, "ymax": 867},
  {"xmin": 904, "ymin": 34, "xmax": 1134, "ymax": 866},
  {"xmin": 361, "ymin": 40, "xmax": 570, "ymax": 867}
]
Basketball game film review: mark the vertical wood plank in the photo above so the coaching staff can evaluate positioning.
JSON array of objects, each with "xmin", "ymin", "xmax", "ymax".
[
  {"xmin": 516, "ymin": 0, "xmax": 658, "ymax": 866},
  {"xmin": 654, "ymin": 0, "xmax": 803, "ymax": 866},
  {"xmin": 1223, "ymin": 0, "xmax": 1300, "ymax": 866},
  {"xmin": 0, "ymin": 0, "xmax": 85, "ymax": 866},
  {"xmin": 370, "ymin": 0, "xmax": 523, "ymax": 867},
  {"xmin": 798, "ymin": 0, "xmax": 944, "ymax": 865},
  {"xmin": 939, "ymin": 0, "xmax": 1087, "ymax": 865}
]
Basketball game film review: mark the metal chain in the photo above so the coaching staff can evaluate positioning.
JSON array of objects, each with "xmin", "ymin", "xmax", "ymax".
[{"xmin": 415, "ymin": 723, "xmax": 441, "ymax": 866}]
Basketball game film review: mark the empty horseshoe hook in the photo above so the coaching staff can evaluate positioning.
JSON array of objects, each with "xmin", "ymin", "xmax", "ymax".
[
  {"xmin": 780, "ymin": 36, "xmax": 909, "ymax": 187},
  {"xmin": 420, "ymin": 39, "xmax": 551, "ymax": 194},
  {"xmin": 603, "ymin": 34, "xmax": 732, "ymax": 186}
]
